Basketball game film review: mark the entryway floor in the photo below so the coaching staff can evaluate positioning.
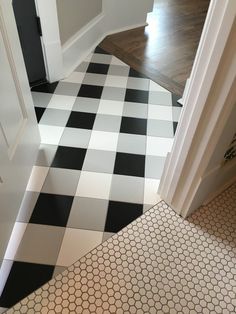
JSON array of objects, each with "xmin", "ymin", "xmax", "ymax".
[
  {"xmin": 0, "ymin": 46, "xmax": 182, "ymax": 310},
  {"xmin": 6, "ymin": 182, "xmax": 236, "ymax": 313}
]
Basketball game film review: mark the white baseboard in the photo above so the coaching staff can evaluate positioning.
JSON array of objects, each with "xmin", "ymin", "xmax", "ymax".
[{"xmin": 62, "ymin": 14, "xmax": 149, "ymax": 78}]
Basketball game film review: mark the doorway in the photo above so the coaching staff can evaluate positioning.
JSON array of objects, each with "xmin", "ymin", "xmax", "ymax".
[{"xmin": 12, "ymin": 0, "xmax": 46, "ymax": 86}]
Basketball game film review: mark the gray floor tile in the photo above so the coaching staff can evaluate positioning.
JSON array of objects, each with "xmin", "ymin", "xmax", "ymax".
[
  {"xmin": 42, "ymin": 168, "xmax": 80, "ymax": 196},
  {"xmin": 83, "ymin": 73, "xmax": 107, "ymax": 86},
  {"xmin": 0, "ymin": 307, "xmax": 7, "ymax": 314},
  {"xmin": 72, "ymin": 97, "xmax": 100, "ymax": 113},
  {"xmin": 110, "ymin": 174, "xmax": 144, "ymax": 204},
  {"xmin": 148, "ymin": 90, "xmax": 172, "ymax": 106},
  {"xmin": 59, "ymin": 128, "xmax": 91, "ymax": 148},
  {"xmin": 16, "ymin": 191, "xmax": 39, "ymax": 223},
  {"xmin": 35, "ymin": 144, "xmax": 58, "ymax": 167},
  {"xmin": 93, "ymin": 114, "xmax": 121, "ymax": 132},
  {"xmin": 54, "ymin": 82, "xmax": 81, "ymax": 96},
  {"xmin": 102, "ymin": 86, "xmax": 126, "ymax": 101},
  {"xmin": 83, "ymin": 149, "xmax": 116, "ymax": 173},
  {"xmin": 75, "ymin": 62, "xmax": 89, "ymax": 72},
  {"xmin": 15, "ymin": 224, "xmax": 65, "ymax": 265},
  {"xmin": 91, "ymin": 53, "xmax": 113, "ymax": 64},
  {"xmin": 172, "ymin": 106, "xmax": 182, "ymax": 122},
  {"xmin": 123, "ymin": 102, "xmax": 148, "ymax": 119},
  {"xmin": 147, "ymin": 119, "xmax": 175, "ymax": 138},
  {"xmin": 108, "ymin": 65, "xmax": 130, "ymax": 77},
  {"xmin": 127, "ymin": 77, "xmax": 150, "ymax": 91},
  {"xmin": 40, "ymin": 109, "xmax": 71, "ymax": 127},
  {"xmin": 102, "ymin": 232, "xmax": 115, "ymax": 242},
  {"xmin": 117, "ymin": 133, "xmax": 146, "ymax": 155},
  {"xmin": 145, "ymin": 155, "xmax": 166, "ymax": 179},
  {"xmin": 67, "ymin": 197, "xmax": 108, "ymax": 231},
  {"xmin": 32, "ymin": 92, "xmax": 53, "ymax": 108}
]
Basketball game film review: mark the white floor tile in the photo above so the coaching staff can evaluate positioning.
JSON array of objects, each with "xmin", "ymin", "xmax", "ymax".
[
  {"xmin": 105, "ymin": 75, "xmax": 128, "ymax": 88},
  {"xmin": 39, "ymin": 125, "xmax": 64, "ymax": 145},
  {"xmin": 26, "ymin": 166, "xmax": 49, "ymax": 192},
  {"xmin": 149, "ymin": 80, "xmax": 169, "ymax": 92},
  {"xmin": 57, "ymin": 228, "xmax": 103, "ymax": 267},
  {"xmin": 76, "ymin": 171, "xmax": 112, "ymax": 199},
  {"xmin": 88, "ymin": 130, "xmax": 119, "ymax": 151},
  {"xmin": 47, "ymin": 94, "xmax": 76, "ymax": 111},
  {"xmin": 4, "ymin": 222, "xmax": 27, "ymax": 260},
  {"xmin": 98, "ymin": 99, "xmax": 124, "ymax": 116},
  {"xmin": 146, "ymin": 136, "xmax": 174, "ymax": 157},
  {"xmin": 148, "ymin": 104, "xmax": 173, "ymax": 121},
  {"xmin": 111, "ymin": 56, "xmax": 128, "ymax": 66},
  {"xmin": 144, "ymin": 178, "xmax": 161, "ymax": 205}
]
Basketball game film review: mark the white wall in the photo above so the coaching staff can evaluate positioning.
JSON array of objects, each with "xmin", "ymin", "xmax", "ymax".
[
  {"xmin": 56, "ymin": 0, "xmax": 102, "ymax": 45},
  {"xmin": 61, "ymin": 0, "xmax": 154, "ymax": 77}
]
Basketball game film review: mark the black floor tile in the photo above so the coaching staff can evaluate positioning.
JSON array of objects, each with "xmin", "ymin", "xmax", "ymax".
[
  {"xmin": 52, "ymin": 146, "xmax": 87, "ymax": 170},
  {"xmin": 87, "ymin": 63, "xmax": 109, "ymax": 75},
  {"xmin": 114, "ymin": 152, "xmax": 145, "ymax": 177},
  {"xmin": 173, "ymin": 121, "xmax": 178, "ymax": 135},
  {"xmin": 105, "ymin": 201, "xmax": 143, "ymax": 232},
  {"xmin": 66, "ymin": 112, "xmax": 96, "ymax": 129},
  {"xmin": 0, "ymin": 261, "xmax": 54, "ymax": 308},
  {"xmin": 78, "ymin": 84, "xmax": 103, "ymax": 99},
  {"xmin": 34, "ymin": 107, "xmax": 45, "ymax": 123},
  {"xmin": 172, "ymin": 93, "xmax": 183, "ymax": 107},
  {"xmin": 125, "ymin": 89, "xmax": 149, "ymax": 103},
  {"xmin": 129, "ymin": 68, "xmax": 147, "ymax": 78},
  {"xmin": 120, "ymin": 117, "xmax": 147, "ymax": 135},
  {"xmin": 94, "ymin": 46, "xmax": 110, "ymax": 55},
  {"xmin": 31, "ymin": 82, "xmax": 58, "ymax": 94},
  {"xmin": 30, "ymin": 193, "xmax": 73, "ymax": 227}
]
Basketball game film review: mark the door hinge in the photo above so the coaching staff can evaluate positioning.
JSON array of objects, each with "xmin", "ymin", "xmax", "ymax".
[{"xmin": 36, "ymin": 16, "xmax": 42, "ymax": 36}]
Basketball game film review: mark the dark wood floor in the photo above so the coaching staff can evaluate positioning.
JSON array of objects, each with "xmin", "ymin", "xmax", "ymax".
[{"xmin": 100, "ymin": 0, "xmax": 210, "ymax": 96}]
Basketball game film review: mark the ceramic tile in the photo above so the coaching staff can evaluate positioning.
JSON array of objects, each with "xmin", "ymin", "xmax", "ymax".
[
  {"xmin": 26, "ymin": 166, "xmax": 49, "ymax": 192},
  {"xmin": 76, "ymin": 171, "xmax": 112, "ymax": 200},
  {"xmin": 56, "ymin": 228, "xmax": 103, "ymax": 267},
  {"xmin": 88, "ymin": 131, "xmax": 119, "ymax": 151},
  {"xmin": 67, "ymin": 197, "xmax": 108, "ymax": 231}
]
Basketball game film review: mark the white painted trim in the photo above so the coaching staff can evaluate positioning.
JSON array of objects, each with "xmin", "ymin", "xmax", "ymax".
[
  {"xmin": 158, "ymin": 0, "xmax": 236, "ymax": 216},
  {"xmin": 35, "ymin": 0, "xmax": 63, "ymax": 82},
  {"xmin": 35, "ymin": 0, "xmax": 153, "ymax": 81},
  {"xmin": 62, "ymin": 12, "xmax": 147, "ymax": 78},
  {"xmin": 62, "ymin": 13, "xmax": 105, "ymax": 78}
]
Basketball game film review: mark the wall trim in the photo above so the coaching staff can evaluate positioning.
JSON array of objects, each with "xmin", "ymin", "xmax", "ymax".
[
  {"xmin": 62, "ymin": 12, "xmax": 148, "ymax": 78},
  {"xmin": 36, "ymin": 0, "xmax": 154, "ymax": 81},
  {"xmin": 35, "ymin": 0, "xmax": 64, "ymax": 82}
]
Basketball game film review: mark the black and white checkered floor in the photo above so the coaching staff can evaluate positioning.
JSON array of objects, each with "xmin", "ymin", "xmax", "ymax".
[{"xmin": 0, "ymin": 46, "xmax": 182, "ymax": 310}]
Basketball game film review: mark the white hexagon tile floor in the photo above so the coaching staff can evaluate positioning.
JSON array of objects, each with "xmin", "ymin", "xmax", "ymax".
[{"xmin": 5, "ymin": 182, "xmax": 236, "ymax": 313}]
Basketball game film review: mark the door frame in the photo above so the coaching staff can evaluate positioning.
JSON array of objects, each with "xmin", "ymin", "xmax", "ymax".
[
  {"xmin": 34, "ymin": 0, "xmax": 63, "ymax": 82},
  {"xmin": 158, "ymin": 0, "xmax": 236, "ymax": 216}
]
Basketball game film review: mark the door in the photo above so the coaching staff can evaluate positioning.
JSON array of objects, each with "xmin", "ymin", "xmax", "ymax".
[
  {"xmin": 12, "ymin": 0, "xmax": 47, "ymax": 85},
  {"xmin": 0, "ymin": 0, "xmax": 40, "ymax": 265}
]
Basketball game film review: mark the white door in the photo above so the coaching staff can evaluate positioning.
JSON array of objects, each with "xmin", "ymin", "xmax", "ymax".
[{"xmin": 0, "ymin": 0, "xmax": 40, "ymax": 264}]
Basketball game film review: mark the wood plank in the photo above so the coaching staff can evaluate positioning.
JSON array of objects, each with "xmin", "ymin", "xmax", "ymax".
[{"xmin": 100, "ymin": 0, "xmax": 210, "ymax": 96}]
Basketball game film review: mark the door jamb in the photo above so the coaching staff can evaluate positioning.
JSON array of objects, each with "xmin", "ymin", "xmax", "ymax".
[
  {"xmin": 35, "ymin": 0, "xmax": 63, "ymax": 82},
  {"xmin": 158, "ymin": 0, "xmax": 236, "ymax": 215}
]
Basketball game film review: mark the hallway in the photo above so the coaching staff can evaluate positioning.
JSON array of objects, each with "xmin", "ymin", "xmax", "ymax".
[
  {"xmin": 100, "ymin": 0, "xmax": 210, "ymax": 95},
  {"xmin": 6, "ymin": 180, "xmax": 236, "ymax": 313},
  {"xmin": 0, "ymin": 46, "xmax": 181, "ymax": 310}
]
